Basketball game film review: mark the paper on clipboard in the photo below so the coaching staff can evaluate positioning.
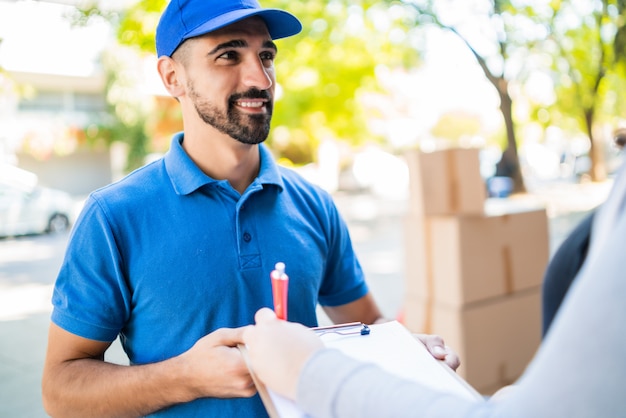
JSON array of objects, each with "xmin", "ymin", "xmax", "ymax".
[{"xmin": 240, "ymin": 320, "xmax": 482, "ymax": 418}]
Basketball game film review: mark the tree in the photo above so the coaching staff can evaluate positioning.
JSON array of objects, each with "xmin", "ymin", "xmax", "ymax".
[
  {"xmin": 541, "ymin": 0, "xmax": 626, "ymax": 182},
  {"xmin": 258, "ymin": 0, "xmax": 423, "ymax": 164},
  {"xmin": 72, "ymin": 0, "xmax": 422, "ymax": 167},
  {"xmin": 398, "ymin": 0, "xmax": 559, "ymax": 193}
]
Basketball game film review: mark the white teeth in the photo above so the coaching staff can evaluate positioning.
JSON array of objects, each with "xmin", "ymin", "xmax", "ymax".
[{"xmin": 238, "ymin": 101, "xmax": 264, "ymax": 108}]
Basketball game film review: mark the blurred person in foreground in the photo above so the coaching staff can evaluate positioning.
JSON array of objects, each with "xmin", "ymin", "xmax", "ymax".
[
  {"xmin": 243, "ymin": 159, "xmax": 626, "ymax": 417},
  {"xmin": 41, "ymin": 0, "xmax": 459, "ymax": 417},
  {"xmin": 541, "ymin": 131, "xmax": 625, "ymax": 337}
]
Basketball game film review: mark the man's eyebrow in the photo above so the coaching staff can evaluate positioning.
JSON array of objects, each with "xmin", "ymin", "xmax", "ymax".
[
  {"xmin": 208, "ymin": 39, "xmax": 278, "ymax": 55},
  {"xmin": 264, "ymin": 40, "xmax": 278, "ymax": 52},
  {"xmin": 208, "ymin": 39, "xmax": 247, "ymax": 55}
]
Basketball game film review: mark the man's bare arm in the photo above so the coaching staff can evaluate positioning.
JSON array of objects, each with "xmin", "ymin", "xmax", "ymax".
[
  {"xmin": 42, "ymin": 323, "xmax": 255, "ymax": 418},
  {"xmin": 321, "ymin": 292, "xmax": 384, "ymax": 325}
]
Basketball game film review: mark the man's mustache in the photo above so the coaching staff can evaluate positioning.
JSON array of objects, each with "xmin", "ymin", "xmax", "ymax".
[{"xmin": 230, "ymin": 88, "xmax": 271, "ymax": 102}]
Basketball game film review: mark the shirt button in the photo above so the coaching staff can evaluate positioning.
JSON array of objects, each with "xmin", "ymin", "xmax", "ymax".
[{"xmin": 243, "ymin": 232, "xmax": 252, "ymax": 242}]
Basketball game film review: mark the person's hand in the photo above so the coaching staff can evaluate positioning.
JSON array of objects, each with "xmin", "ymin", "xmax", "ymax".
[
  {"xmin": 243, "ymin": 308, "xmax": 324, "ymax": 400},
  {"xmin": 414, "ymin": 333, "xmax": 461, "ymax": 371},
  {"xmin": 178, "ymin": 327, "xmax": 257, "ymax": 399}
]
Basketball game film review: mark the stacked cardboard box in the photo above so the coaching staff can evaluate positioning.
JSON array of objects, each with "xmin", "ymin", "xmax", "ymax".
[{"xmin": 402, "ymin": 148, "xmax": 549, "ymax": 395}]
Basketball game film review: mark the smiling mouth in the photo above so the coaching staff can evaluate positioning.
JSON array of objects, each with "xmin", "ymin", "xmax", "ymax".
[{"xmin": 235, "ymin": 99, "xmax": 266, "ymax": 110}]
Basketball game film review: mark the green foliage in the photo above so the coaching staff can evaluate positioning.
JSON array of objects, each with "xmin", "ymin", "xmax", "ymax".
[
  {"xmin": 405, "ymin": 0, "xmax": 626, "ymax": 183},
  {"xmin": 75, "ymin": 0, "xmax": 424, "ymax": 166},
  {"xmin": 65, "ymin": 0, "xmax": 626, "ymax": 179},
  {"xmin": 67, "ymin": 3, "xmax": 119, "ymax": 27},
  {"xmin": 115, "ymin": 0, "xmax": 166, "ymax": 53},
  {"xmin": 540, "ymin": 1, "xmax": 626, "ymax": 137},
  {"xmin": 76, "ymin": 43, "xmax": 155, "ymax": 172},
  {"xmin": 261, "ymin": 0, "xmax": 422, "ymax": 163}
]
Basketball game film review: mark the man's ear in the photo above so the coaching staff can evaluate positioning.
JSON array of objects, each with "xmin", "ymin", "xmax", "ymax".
[{"xmin": 157, "ymin": 56, "xmax": 185, "ymax": 98}]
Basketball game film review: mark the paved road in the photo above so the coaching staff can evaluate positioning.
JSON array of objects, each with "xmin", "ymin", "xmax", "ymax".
[
  {"xmin": 0, "ymin": 233, "xmax": 68, "ymax": 418},
  {"xmin": 0, "ymin": 182, "xmax": 609, "ymax": 417}
]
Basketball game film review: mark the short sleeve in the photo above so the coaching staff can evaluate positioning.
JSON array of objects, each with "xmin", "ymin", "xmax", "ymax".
[{"xmin": 51, "ymin": 195, "xmax": 131, "ymax": 342}]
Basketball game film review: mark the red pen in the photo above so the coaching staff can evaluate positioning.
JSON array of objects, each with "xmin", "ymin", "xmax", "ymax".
[{"xmin": 270, "ymin": 262, "xmax": 289, "ymax": 320}]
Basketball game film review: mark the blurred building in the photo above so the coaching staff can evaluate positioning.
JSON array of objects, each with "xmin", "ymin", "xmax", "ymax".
[
  {"xmin": 3, "ymin": 70, "xmax": 114, "ymax": 196},
  {"xmin": 0, "ymin": 0, "xmax": 114, "ymax": 197}
]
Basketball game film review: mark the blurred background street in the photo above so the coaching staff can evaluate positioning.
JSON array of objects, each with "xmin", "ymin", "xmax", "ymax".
[
  {"xmin": 1, "ymin": 0, "xmax": 625, "ymax": 415},
  {"xmin": 0, "ymin": 178, "xmax": 611, "ymax": 417}
]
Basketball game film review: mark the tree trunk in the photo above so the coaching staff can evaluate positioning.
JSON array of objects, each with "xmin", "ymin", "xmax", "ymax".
[
  {"xmin": 584, "ymin": 108, "xmax": 607, "ymax": 182},
  {"xmin": 495, "ymin": 80, "xmax": 526, "ymax": 194}
]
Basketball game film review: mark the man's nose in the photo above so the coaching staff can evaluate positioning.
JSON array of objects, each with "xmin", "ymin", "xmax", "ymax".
[{"xmin": 242, "ymin": 57, "xmax": 273, "ymax": 91}]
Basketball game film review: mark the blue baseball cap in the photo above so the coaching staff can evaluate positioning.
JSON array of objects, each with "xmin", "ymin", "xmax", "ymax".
[{"xmin": 156, "ymin": 0, "xmax": 302, "ymax": 57}]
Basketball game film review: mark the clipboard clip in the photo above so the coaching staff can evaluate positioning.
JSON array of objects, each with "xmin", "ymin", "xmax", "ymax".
[{"xmin": 312, "ymin": 322, "xmax": 371, "ymax": 336}]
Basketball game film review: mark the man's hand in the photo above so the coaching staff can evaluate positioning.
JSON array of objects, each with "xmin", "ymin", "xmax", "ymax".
[
  {"xmin": 178, "ymin": 327, "xmax": 257, "ymax": 399},
  {"xmin": 413, "ymin": 333, "xmax": 461, "ymax": 371},
  {"xmin": 43, "ymin": 324, "xmax": 255, "ymax": 418}
]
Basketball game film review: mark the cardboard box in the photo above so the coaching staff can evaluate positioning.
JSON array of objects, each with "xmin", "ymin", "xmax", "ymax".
[
  {"xmin": 403, "ymin": 288, "xmax": 542, "ymax": 394},
  {"xmin": 405, "ymin": 148, "xmax": 486, "ymax": 216},
  {"xmin": 404, "ymin": 209, "xmax": 549, "ymax": 306}
]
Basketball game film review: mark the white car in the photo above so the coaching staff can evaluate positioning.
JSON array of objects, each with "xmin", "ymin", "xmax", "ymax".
[{"xmin": 0, "ymin": 165, "xmax": 76, "ymax": 238}]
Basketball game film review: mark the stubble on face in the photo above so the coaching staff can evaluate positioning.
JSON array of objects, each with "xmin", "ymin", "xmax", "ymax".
[{"xmin": 188, "ymin": 82, "xmax": 273, "ymax": 145}]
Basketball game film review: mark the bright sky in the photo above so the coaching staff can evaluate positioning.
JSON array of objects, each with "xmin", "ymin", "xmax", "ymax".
[
  {"xmin": 0, "ymin": 0, "xmax": 112, "ymax": 76},
  {"xmin": 374, "ymin": 27, "xmax": 501, "ymax": 148},
  {"xmin": 416, "ymin": 29, "xmax": 500, "ymax": 125}
]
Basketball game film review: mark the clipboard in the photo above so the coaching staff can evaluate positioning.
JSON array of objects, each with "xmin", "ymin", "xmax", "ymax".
[{"xmin": 239, "ymin": 320, "xmax": 483, "ymax": 418}]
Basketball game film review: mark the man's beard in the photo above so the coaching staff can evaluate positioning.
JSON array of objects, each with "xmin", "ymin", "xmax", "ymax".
[{"xmin": 188, "ymin": 83, "xmax": 273, "ymax": 145}]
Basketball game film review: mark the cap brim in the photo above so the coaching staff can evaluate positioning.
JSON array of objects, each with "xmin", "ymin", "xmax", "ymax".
[{"xmin": 185, "ymin": 8, "xmax": 302, "ymax": 42}]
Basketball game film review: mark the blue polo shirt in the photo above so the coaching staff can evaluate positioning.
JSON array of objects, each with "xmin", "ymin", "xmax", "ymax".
[{"xmin": 51, "ymin": 133, "xmax": 369, "ymax": 417}]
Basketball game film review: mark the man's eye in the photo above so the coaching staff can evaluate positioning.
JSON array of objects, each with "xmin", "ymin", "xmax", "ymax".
[
  {"xmin": 260, "ymin": 51, "xmax": 275, "ymax": 62},
  {"xmin": 218, "ymin": 51, "xmax": 238, "ymax": 60}
]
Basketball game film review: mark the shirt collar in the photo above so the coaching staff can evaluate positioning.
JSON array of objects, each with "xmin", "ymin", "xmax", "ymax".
[{"xmin": 164, "ymin": 132, "xmax": 284, "ymax": 195}]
